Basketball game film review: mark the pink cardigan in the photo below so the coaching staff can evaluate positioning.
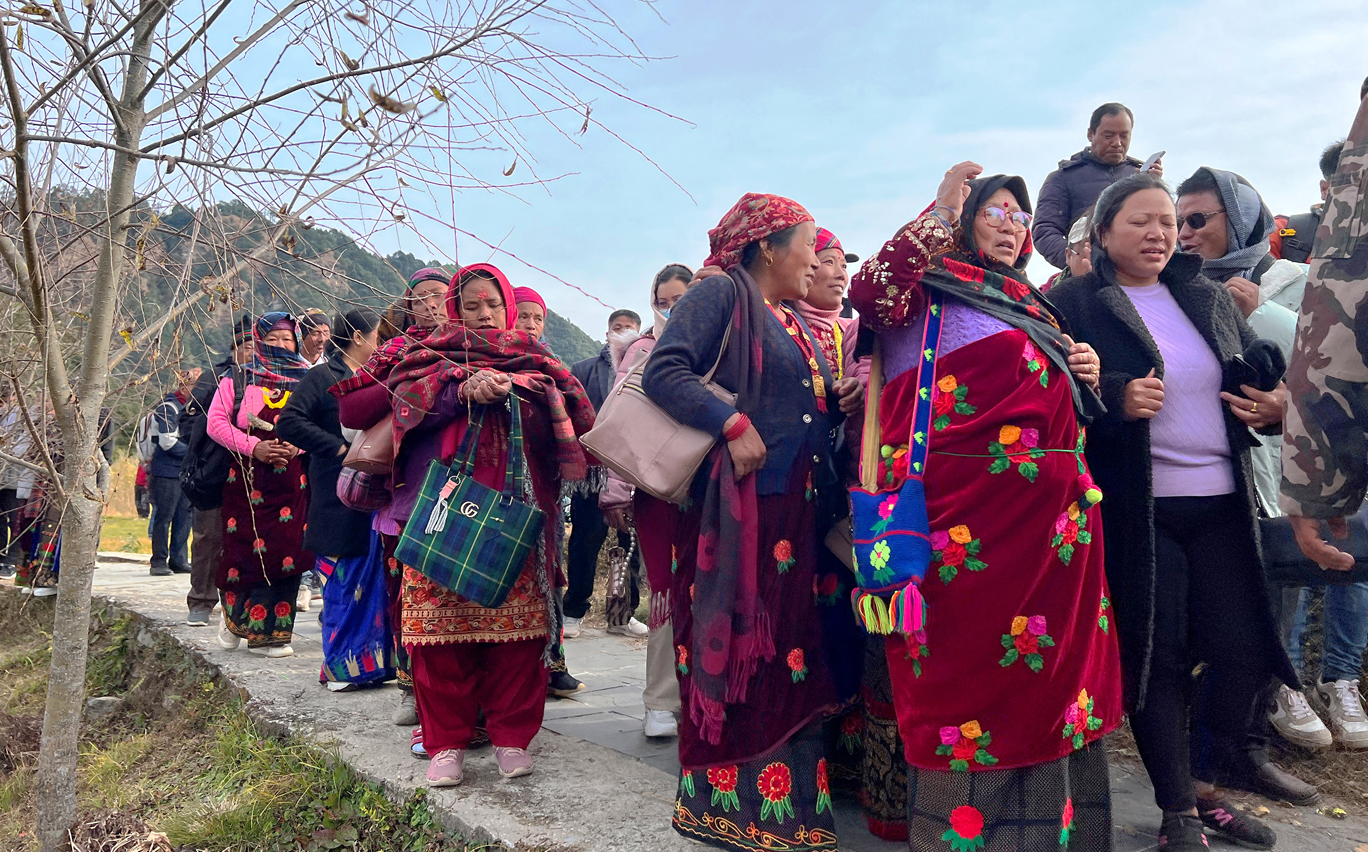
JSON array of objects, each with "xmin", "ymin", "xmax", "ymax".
[{"xmin": 208, "ymin": 376, "xmax": 305, "ymax": 458}]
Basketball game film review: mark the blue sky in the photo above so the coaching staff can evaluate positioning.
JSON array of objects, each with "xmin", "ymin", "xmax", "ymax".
[{"xmin": 372, "ymin": 0, "xmax": 1368, "ymax": 336}]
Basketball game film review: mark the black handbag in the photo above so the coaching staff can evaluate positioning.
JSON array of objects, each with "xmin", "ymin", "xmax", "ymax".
[{"xmin": 1260, "ymin": 507, "xmax": 1368, "ymax": 586}]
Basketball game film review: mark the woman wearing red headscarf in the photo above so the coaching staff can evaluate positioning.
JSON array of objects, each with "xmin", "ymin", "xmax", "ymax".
[
  {"xmin": 643, "ymin": 194, "xmax": 860, "ymax": 851},
  {"xmin": 383, "ymin": 264, "xmax": 597, "ymax": 788}
]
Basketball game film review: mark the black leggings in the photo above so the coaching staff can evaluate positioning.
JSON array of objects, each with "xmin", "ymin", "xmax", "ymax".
[{"xmin": 1129, "ymin": 494, "xmax": 1275, "ymax": 813}]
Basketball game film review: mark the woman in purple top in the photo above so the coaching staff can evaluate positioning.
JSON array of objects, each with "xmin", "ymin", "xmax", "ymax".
[{"xmin": 1050, "ymin": 173, "xmax": 1296, "ymax": 852}]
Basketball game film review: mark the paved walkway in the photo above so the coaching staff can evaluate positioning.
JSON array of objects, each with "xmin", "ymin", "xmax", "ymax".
[{"xmin": 63, "ymin": 554, "xmax": 1368, "ymax": 851}]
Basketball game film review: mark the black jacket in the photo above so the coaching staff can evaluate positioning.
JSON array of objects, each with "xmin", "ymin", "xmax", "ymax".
[
  {"xmin": 571, "ymin": 345, "xmax": 616, "ymax": 413},
  {"xmin": 277, "ymin": 352, "xmax": 370, "ymax": 558},
  {"xmin": 1049, "ymin": 253, "xmax": 1297, "ymax": 707},
  {"xmin": 1033, "ymin": 149, "xmax": 1142, "ymax": 268}
]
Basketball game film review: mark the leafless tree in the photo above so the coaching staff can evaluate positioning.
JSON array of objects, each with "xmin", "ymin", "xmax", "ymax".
[{"xmin": 0, "ymin": 0, "xmax": 658, "ymax": 847}]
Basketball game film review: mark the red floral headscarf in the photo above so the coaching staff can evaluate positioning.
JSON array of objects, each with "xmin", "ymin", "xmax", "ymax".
[
  {"xmin": 447, "ymin": 263, "xmax": 518, "ymax": 329},
  {"xmin": 705, "ymin": 193, "xmax": 813, "ymax": 269}
]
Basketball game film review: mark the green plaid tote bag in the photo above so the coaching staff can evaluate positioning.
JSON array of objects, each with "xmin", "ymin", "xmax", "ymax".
[{"xmin": 395, "ymin": 397, "xmax": 546, "ymax": 609}]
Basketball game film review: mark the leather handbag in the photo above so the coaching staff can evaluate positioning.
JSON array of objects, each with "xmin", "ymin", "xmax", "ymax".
[
  {"xmin": 343, "ymin": 414, "xmax": 394, "ymax": 475},
  {"xmin": 579, "ymin": 279, "xmax": 738, "ymax": 506},
  {"xmin": 1261, "ymin": 508, "xmax": 1368, "ymax": 586},
  {"xmin": 394, "ymin": 398, "xmax": 545, "ymax": 609}
]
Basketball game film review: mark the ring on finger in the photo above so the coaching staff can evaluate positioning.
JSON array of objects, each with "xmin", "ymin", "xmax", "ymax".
[{"xmin": 1252, "ymin": 402, "xmax": 1259, "ymax": 413}]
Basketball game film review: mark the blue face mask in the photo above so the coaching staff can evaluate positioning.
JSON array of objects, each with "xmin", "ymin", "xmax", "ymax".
[{"xmin": 660, "ymin": 308, "xmax": 671, "ymax": 320}]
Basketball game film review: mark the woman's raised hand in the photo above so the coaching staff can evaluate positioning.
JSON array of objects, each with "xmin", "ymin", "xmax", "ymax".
[
  {"xmin": 1123, "ymin": 369, "xmax": 1164, "ymax": 420},
  {"xmin": 1221, "ymin": 382, "xmax": 1286, "ymax": 430},
  {"xmin": 934, "ymin": 161, "xmax": 984, "ymax": 224}
]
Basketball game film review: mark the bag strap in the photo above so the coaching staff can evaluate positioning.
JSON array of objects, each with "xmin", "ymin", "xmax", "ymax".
[
  {"xmin": 449, "ymin": 405, "xmax": 487, "ymax": 475},
  {"xmin": 503, "ymin": 393, "xmax": 527, "ymax": 496},
  {"xmin": 700, "ymin": 277, "xmax": 738, "ymax": 385},
  {"xmin": 907, "ymin": 291, "xmax": 946, "ymax": 478}
]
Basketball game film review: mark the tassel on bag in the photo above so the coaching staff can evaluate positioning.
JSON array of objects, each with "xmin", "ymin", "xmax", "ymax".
[{"xmin": 425, "ymin": 476, "xmax": 462, "ymax": 535}]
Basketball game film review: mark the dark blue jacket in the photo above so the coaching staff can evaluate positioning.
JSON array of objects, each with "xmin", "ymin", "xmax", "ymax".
[
  {"xmin": 149, "ymin": 393, "xmax": 187, "ymax": 479},
  {"xmin": 571, "ymin": 345, "xmax": 615, "ymax": 413},
  {"xmin": 1033, "ymin": 148, "xmax": 1142, "ymax": 268},
  {"xmin": 276, "ymin": 351, "xmax": 371, "ymax": 558},
  {"xmin": 642, "ymin": 274, "xmax": 841, "ymax": 498}
]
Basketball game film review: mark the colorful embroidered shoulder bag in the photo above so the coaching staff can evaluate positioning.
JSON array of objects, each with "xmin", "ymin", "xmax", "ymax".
[
  {"xmin": 848, "ymin": 291, "xmax": 945, "ymax": 639},
  {"xmin": 395, "ymin": 396, "xmax": 546, "ymax": 609}
]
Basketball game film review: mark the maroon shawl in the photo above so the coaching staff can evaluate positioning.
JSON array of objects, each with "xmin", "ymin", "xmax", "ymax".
[{"xmin": 385, "ymin": 325, "xmax": 596, "ymax": 482}]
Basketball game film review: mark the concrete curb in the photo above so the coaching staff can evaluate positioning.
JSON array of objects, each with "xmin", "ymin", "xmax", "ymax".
[{"xmin": 79, "ymin": 566, "xmax": 696, "ymax": 852}]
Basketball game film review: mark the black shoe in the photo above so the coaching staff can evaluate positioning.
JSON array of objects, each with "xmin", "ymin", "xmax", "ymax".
[
  {"xmin": 1158, "ymin": 813, "xmax": 1209, "ymax": 850},
  {"xmin": 1197, "ymin": 797, "xmax": 1276, "ymax": 850},
  {"xmin": 548, "ymin": 670, "xmax": 585, "ymax": 698},
  {"xmin": 171, "ymin": 564, "xmax": 192, "ymax": 574},
  {"xmin": 0, "ymin": 564, "xmax": 15, "ymax": 580},
  {"xmin": 149, "ymin": 565, "xmax": 174, "ymax": 577},
  {"xmin": 1225, "ymin": 761, "xmax": 1320, "ymax": 806}
]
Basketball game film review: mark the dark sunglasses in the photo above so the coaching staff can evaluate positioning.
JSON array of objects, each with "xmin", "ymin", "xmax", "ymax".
[{"xmin": 1180, "ymin": 210, "xmax": 1225, "ymax": 231}]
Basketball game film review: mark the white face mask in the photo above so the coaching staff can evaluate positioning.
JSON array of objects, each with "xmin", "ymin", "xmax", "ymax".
[{"xmin": 606, "ymin": 328, "xmax": 640, "ymax": 348}]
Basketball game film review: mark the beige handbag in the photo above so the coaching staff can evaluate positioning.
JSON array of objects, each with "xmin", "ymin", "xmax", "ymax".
[
  {"xmin": 343, "ymin": 413, "xmax": 394, "ymax": 475},
  {"xmin": 580, "ymin": 294, "xmax": 736, "ymax": 506}
]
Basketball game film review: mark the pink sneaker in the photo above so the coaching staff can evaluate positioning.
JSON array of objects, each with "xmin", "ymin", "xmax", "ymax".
[
  {"xmin": 494, "ymin": 746, "xmax": 534, "ymax": 778},
  {"xmin": 426, "ymin": 749, "xmax": 464, "ymax": 787}
]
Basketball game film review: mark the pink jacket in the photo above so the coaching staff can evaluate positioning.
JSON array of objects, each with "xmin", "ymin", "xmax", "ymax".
[{"xmin": 208, "ymin": 376, "xmax": 305, "ymax": 458}]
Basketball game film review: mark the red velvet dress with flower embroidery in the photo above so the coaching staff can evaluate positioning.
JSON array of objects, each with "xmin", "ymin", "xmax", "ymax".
[{"xmin": 851, "ymin": 212, "xmax": 1122, "ymax": 773}]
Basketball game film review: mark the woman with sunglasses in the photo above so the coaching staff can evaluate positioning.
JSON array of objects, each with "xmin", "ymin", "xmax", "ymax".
[
  {"xmin": 850, "ymin": 164, "xmax": 1120, "ymax": 850},
  {"xmin": 1050, "ymin": 172, "xmax": 1296, "ymax": 851},
  {"xmin": 601, "ymin": 262, "xmax": 695, "ymax": 738}
]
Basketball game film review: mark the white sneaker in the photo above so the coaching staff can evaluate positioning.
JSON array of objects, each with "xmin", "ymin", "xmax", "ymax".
[
  {"xmin": 562, "ymin": 616, "xmax": 582, "ymax": 639},
  {"xmin": 1269, "ymin": 684, "xmax": 1332, "ymax": 749},
  {"xmin": 217, "ymin": 618, "xmax": 241, "ymax": 650},
  {"xmin": 296, "ymin": 584, "xmax": 311, "ymax": 612},
  {"xmin": 1311, "ymin": 678, "xmax": 1368, "ymax": 749},
  {"xmin": 32, "ymin": 585, "xmax": 57, "ymax": 597},
  {"xmin": 248, "ymin": 644, "xmax": 294, "ymax": 658},
  {"xmin": 643, "ymin": 708, "xmax": 678, "ymax": 738},
  {"xmin": 608, "ymin": 617, "xmax": 648, "ymax": 637}
]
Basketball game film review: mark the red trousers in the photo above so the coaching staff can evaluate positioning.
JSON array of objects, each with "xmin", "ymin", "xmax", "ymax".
[{"xmin": 410, "ymin": 638, "xmax": 547, "ymax": 752}]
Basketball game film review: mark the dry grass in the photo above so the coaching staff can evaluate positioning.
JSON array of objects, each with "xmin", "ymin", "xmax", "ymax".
[{"xmin": 0, "ymin": 589, "xmax": 498, "ymax": 852}]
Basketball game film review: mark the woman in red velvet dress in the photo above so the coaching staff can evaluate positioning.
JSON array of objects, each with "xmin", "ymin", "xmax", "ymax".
[{"xmin": 850, "ymin": 163, "xmax": 1122, "ymax": 850}]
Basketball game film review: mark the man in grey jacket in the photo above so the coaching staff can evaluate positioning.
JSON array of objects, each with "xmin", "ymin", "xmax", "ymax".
[{"xmin": 1033, "ymin": 102, "xmax": 1161, "ymax": 268}]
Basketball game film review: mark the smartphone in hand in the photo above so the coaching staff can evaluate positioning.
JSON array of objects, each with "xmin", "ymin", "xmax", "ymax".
[{"xmin": 1141, "ymin": 150, "xmax": 1165, "ymax": 172}]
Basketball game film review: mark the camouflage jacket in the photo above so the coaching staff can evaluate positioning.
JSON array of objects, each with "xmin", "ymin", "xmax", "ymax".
[{"xmin": 1280, "ymin": 97, "xmax": 1368, "ymax": 518}]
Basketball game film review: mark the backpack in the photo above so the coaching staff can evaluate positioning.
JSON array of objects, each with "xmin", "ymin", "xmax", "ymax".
[
  {"xmin": 179, "ymin": 367, "xmax": 247, "ymax": 511},
  {"xmin": 134, "ymin": 409, "xmax": 158, "ymax": 463},
  {"xmin": 1274, "ymin": 212, "xmax": 1321, "ymax": 264}
]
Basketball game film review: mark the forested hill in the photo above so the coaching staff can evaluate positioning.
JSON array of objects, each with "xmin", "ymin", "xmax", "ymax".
[{"xmin": 140, "ymin": 200, "xmax": 602, "ymax": 366}]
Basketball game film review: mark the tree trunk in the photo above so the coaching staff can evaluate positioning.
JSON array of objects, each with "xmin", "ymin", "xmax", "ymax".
[
  {"xmin": 31, "ymin": 1, "xmax": 158, "ymax": 845},
  {"xmin": 32, "ymin": 469, "xmax": 102, "ymax": 852}
]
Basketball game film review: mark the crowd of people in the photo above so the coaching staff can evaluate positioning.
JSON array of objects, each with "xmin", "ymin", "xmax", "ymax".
[{"xmin": 5, "ymin": 82, "xmax": 1368, "ymax": 852}]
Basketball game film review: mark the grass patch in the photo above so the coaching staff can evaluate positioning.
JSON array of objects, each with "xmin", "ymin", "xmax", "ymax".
[
  {"xmin": 98, "ymin": 514, "xmax": 152, "ymax": 554},
  {"xmin": 0, "ymin": 589, "xmax": 495, "ymax": 852}
]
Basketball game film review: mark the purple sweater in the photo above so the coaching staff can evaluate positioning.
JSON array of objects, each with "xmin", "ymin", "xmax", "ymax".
[{"xmin": 1120, "ymin": 283, "xmax": 1235, "ymax": 498}]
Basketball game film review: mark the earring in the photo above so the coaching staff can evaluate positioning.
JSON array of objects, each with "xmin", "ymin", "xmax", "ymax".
[{"xmin": 764, "ymin": 252, "xmax": 774, "ymax": 267}]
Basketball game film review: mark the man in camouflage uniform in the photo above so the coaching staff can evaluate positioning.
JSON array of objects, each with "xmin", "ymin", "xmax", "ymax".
[{"xmin": 1280, "ymin": 93, "xmax": 1368, "ymax": 569}]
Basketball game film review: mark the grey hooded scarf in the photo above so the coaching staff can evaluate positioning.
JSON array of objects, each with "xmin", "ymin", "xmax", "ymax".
[{"xmin": 1192, "ymin": 166, "xmax": 1275, "ymax": 282}]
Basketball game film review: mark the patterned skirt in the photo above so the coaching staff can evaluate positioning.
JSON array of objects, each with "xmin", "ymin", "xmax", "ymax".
[
  {"xmin": 861, "ymin": 635, "xmax": 909, "ymax": 842},
  {"xmin": 673, "ymin": 723, "xmax": 837, "ymax": 852},
  {"xmin": 221, "ymin": 576, "xmax": 302, "ymax": 649},
  {"xmin": 317, "ymin": 528, "xmax": 394, "ymax": 686},
  {"xmin": 906, "ymin": 740, "xmax": 1110, "ymax": 851}
]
